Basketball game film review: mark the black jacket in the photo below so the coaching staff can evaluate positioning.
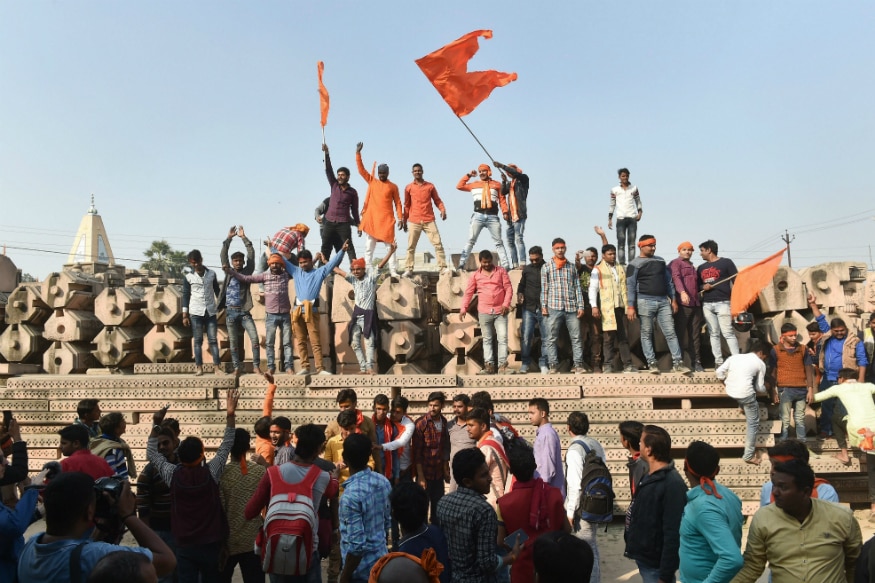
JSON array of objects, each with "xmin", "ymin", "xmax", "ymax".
[
  {"xmin": 497, "ymin": 163, "xmax": 529, "ymax": 221},
  {"xmin": 218, "ymin": 236, "xmax": 255, "ymax": 312},
  {"xmin": 517, "ymin": 261, "xmax": 544, "ymax": 313},
  {"xmin": 623, "ymin": 462, "xmax": 687, "ymax": 581}
]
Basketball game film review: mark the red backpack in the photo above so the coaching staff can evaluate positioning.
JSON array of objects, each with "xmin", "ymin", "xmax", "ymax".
[{"xmin": 255, "ymin": 463, "xmax": 322, "ymax": 575}]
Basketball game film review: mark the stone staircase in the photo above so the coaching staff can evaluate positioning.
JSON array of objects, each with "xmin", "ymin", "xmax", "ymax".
[{"xmin": 1, "ymin": 366, "xmax": 867, "ymax": 515}]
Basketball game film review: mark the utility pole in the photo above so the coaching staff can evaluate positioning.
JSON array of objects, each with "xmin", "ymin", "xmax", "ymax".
[{"xmin": 781, "ymin": 230, "xmax": 795, "ymax": 267}]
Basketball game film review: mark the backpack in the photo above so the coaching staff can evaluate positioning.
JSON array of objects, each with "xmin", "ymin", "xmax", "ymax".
[
  {"xmin": 570, "ymin": 440, "xmax": 615, "ymax": 524},
  {"xmin": 495, "ymin": 420, "xmax": 528, "ymax": 456},
  {"xmin": 255, "ymin": 463, "xmax": 322, "ymax": 576}
]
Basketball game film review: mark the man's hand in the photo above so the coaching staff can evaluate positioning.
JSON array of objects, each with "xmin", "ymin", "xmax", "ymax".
[
  {"xmin": 703, "ymin": 283, "xmax": 713, "ymax": 292},
  {"xmin": 500, "ymin": 306, "xmax": 509, "ymax": 316},
  {"xmin": 679, "ymin": 291, "xmax": 690, "ymax": 306},
  {"xmin": 594, "ymin": 225, "xmax": 605, "ymax": 237},
  {"xmin": 227, "ymin": 225, "xmax": 237, "ymax": 239},
  {"xmin": 459, "ymin": 311, "xmax": 467, "ymax": 321},
  {"xmin": 608, "ymin": 219, "xmax": 613, "ymax": 230},
  {"xmin": 250, "ymin": 453, "xmax": 268, "ymax": 467},
  {"xmin": 576, "ymin": 309, "xmax": 584, "ymax": 318},
  {"xmin": 806, "ymin": 388, "xmax": 814, "ymax": 404},
  {"xmin": 418, "ymin": 478, "xmax": 427, "ymax": 490},
  {"xmin": 542, "ymin": 307, "xmax": 548, "ymax": 316},
  {"xmin": 226, "ymin": 388, "xmax": 240, "ymax": 415},
  {"xmin": 493, "ymin": 161, "xmax": 502, "ymax": 168},
  {"xmin": 389, "ymin": 242, "xmax": 397, "ymax": 253},
  {"xmin": 440, "ymin": 210, "xmax": 447, "ymax": 221},
  {"xmin": 671, "ymin": 299, "xmax": 678, "ymax": 314},
  {"xmin": 341, "ymin": 240, "xmax": 350, "ymax": 252},
  {"xmin": 322, "ymin": 143, "xmax": 328, "ymax": 153},
  {"xmin": 356, "ymin": 142, "xmax": 363, "ymax": 153},
  {"xmin": 592, "ymin": 307, "xmax": 601, "ymax": 319},
  {"xmin": 357, "ymin": 228, "xmax": 363, "ymax": 237},
  {"xmin": 264, "ymin": 371, "xmax": 275, "ymax": 384},
  {"xmin": 636, "ymin": 211, "xmax": 642, "ymax": 222},
  {"xmin": 626, "ymin": 306, "xmax": 637, "ymax": 321},
  {"xmin": 316, "ymin": 216, "xmax": 323, "ymax": 224},
  {"xmin": 503, "ymin": 212, "xmax": 510, "ymax": 221},
  {"xmin": 237, "ymin": 226, "xmax": 246, "ymax": 239},
  {"xmin": 468, "ymin": 170, "xmax": 477, "ymax": 178},
  {"xmin": 8, "ymin": 418, "xmax": 21, "ymax": 442},
  {"xmin": 443, "ymin": 462, "xmax": 450, "ymax": 483},
  {"xmin": 115, "ymin": 481, "xmax": 137, "ymax": 518},
  {"xmin": 314, "ymin": 252, "xmax": 326, "ymax": 264},
  {"xmin": 517, "ymin": 293, "xmax": 524, "ymax": 305},
  {"xmin": 152, "ymin": 405, "xmax": 169, "ymax": 426},
  {"xmin": 807, "ymin": 292, "xmax": 817, "ymax": 305},
  {"xmin": 182, "ymin": 314, "xmax": 190, "ymax": 327},
  {"xmin": 396, "ymin": 220, "xmax": 403, "ymax": 230},
  {"xmin": 222, "ymin": 265, "xmax": 232, "ymax": 273}
]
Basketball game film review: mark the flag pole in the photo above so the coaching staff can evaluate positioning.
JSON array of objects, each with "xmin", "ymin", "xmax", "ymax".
[
  {"xmin": 698, "ymin": 272, "xmax": 739, "ymax": 298},
  {"xmin": 456, "ymin": 115, "xmax": 496, "ymax": 164},
  {"xmin": 321, "ymin": 126, "xmax": 325, "ymax": 146}
]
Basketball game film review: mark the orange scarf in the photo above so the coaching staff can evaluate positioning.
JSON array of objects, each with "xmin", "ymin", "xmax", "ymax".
[
  {"xmin": 553, "ymin": 256, "xmax": 567, "ymax": 270},
  {"xmin": 368, "ymin": 548, "xmax": 443, "ymax": 583}
]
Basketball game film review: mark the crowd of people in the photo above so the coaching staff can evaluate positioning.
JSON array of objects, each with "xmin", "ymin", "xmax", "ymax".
[{"xmin": 4, "ymin": 382, "xmax": 875, "ymax": 583}]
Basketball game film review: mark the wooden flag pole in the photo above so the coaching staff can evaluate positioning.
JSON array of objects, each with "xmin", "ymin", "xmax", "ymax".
[
  {"xmin": 698, "ymin": 272, "xmax": 739, "ymax": 297},
  {"xmin": 321, "ymin": 126, "xmax": 325, "ymax": 146},
  {"xmin": 456, "ymin": 115, "xmax": 496, "ymax": 165}
]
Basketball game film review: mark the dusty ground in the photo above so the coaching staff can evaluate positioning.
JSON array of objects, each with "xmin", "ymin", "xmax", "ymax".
[{"xmin": 23, "ymin": 508, "xmax": 875, "ymax": 582}]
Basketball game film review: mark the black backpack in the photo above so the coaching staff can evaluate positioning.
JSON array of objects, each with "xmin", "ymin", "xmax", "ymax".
[{"xmin": 569, "ymin": 440, "xmax": 615, "ymax": 524}]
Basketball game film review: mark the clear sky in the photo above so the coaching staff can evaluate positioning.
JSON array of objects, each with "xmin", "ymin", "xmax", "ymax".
[{"xmin": 2, "ymin": 1, "xmax": 874, "ymax": 280}]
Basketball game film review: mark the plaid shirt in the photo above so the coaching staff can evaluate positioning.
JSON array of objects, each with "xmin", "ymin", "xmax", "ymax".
[
  {"xmin": 413, "ymin": 414, "xmax": 450, "ymax": 481},
  {"xmin": 271, "ymin": 228, "xmax": 306, "ymax": 256},
  {"xmin": 339, "ymin": 468, "xmax": 393, "ymax": 581},
  {"xmin": 436, "ymin": 487, "xmax": 499, "ymax": 583},
  {"xmin": 540, "ymin": 258, "xmax": 585, "ymax": 312}
]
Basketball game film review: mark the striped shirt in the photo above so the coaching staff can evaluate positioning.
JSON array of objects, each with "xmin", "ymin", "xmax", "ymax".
[
  {"xmin": 136, "ymin": 461, "xmax": 174, "ymax": 531},
  {"xmin": 345, "ymin": 269, "xmax": 378, "ymax": 310},
  {"xmin": 339, "ymin": 468, "xmax": 393, "ymax": 581},
  {"xmin": 540, "ymin": 258, "xmax": 585, "ymax": 312}
]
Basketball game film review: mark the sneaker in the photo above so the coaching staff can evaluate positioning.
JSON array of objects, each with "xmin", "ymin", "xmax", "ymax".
[
  {"xmin": 402, "ymin": 270, "xmax": 414, "ymax": 278},
  {"xmin": 194, "ymin": 366, "xmax": 204, "ymax": 377},
  {"xmin": 603, "ymin": 364, "xmax": 614, "ymax": 374},
  {"xmin": 548, "ymin": 367, "xmax": 559, "ymax": 375},
  {"xmin": 389, "ymin": 271, "xmax": 401, "ymax": 279},
  {"xmin": 497, "ymin": 364, "xmax": 515, "ymax": 375},
  {"xmin": 572, "ymin": 367, "xmax": 591, "ymax": 375},
  {"xmin": 540, "ymin": 366, "xmax": 550, "ymax": 375},
  {"xmin": 694, "ymin": 362, "xmax": 705, "ymax": 373},
  {"xmin": 296, "ymin": 368, "xmax": 311, "ymax": 376},
  {"xmin": 623, "ymin": 364, "xmax": 637, "ymax": 374},
  {"xmin": 672, "ymin": 363, "xmax": 692, "ymax": 375},
  {"xmin": 267, "ymin": 366, "xmax": 276, "ymax": 375},
  {"xmin": 285, "ymin": 369, "xmax": 295, "ymax": 375},
  {"xmin": 317, "ymin": 370, "xmax": 332, "ymax": 376},
  {"xmin": 254, "ymin": 363, "xmax": 265, "ymax": 374},
  {"xmin": 592, "ymin": 366, "xmax": 603, "ymax": 374},
  {"xmin": 518, "ymin": 365, "xmax": 529, "ymax": 374},
  {"xmin": 477, "ymin": 364, "xmax": 496, "ymax": 375},
  {"xmin": 647, "ymin": 363, "xmax": 661, "ymax": 375}
]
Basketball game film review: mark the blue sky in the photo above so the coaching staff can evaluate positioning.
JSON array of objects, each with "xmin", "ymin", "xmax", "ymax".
[{"xmin": 2, "ymin": 1, "xmax": 873, "ymax": 279}]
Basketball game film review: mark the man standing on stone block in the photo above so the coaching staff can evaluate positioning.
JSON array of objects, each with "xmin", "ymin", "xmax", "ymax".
[
  {"xmin": 356, "ymin": 142, "xmax": 402, "ymax": 277},
  {"xmin": 607, "ymin": 167, "xmax": 642, "ymax": 266},
  {"xmin": 494, "ymin": 161, "xmax": 529, "ymax": 270},
  {"xmin": 518, "ymin": 246, "xmax": 550, "ymax": 375},
  {"xmin": 589, "ymin": 240, "xmax": 635, "ymax": 374},
  {"xmin": 669, "ymin": 241, "xmax": 704, "ymax": 372},
  {"xmin": 626, "ymin": 235, "xmax": 690, "ymax": 375},
  {"xmin": 460, "ymin": 250, "xmax": 513, "ymax": 375},
  {"xmin": 767, "ymin": 322, "xmax": 815, "ymax": 442},
  {"xmin": 455, "ymin": 164, "xmax": 510, "ymax": 271},
  {"xmin": 181, "ymin": 249, "xmax": 224, "ymax": 376},
  {"xmin": 219, "ymin": 225, "xmax": 261, "ymax": 375},
  {"xmin": 541, "ymin": 237, "xmax": 587, "ymax": 374},
  {"xmin": 321, "ymin": 142, "xmax": 359, "ymax": 262},
  {"xmin": 697, "ymin": 239, "xmax": 740, "ymax": 366},
  {"xmin": 402, "ymin": 163, "xmax": 449, "ymax": 277}
]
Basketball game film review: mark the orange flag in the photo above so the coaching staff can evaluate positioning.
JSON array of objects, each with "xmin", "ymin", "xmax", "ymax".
[
  {"xmin": 317, "ymin": 61, "xmax": 329, "ymax": 127},
  {"xmin": 730, "ymin": 248, "xmax": 786, "ymax": 316},
  {"xmin": 415, "ymin": 30, "xmax": 517, "ymax": 117}
]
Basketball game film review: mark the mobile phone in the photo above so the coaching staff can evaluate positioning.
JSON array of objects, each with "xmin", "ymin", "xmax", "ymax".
[
  {"xmin": 2, "ymin": 410, "xmax": 11, "ymax": 429},
  {"xmin": 504, "ymin": 528, "xmax": 529, "ymax": 548}
]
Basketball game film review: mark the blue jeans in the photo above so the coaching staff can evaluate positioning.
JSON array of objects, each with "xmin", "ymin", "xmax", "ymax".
[
  {"xmin": 545, "ymin": 310, "xmax": 583, "ymax": 368},
  {"xmin": 572, "ymin": 519, "xmax": 600, "ymax": 583},
  {"xmin": 702, "ymin": 300, "xmax": 740, "ymax": 365},
  {"xmin": 819, "ymin": 378, "xmax": 836, "ymax": 435},
  {"xmin": 479, "ymin": 313, "xmax": 508, "ymax": 367},
  {"xmin": 521, "ymin": 309, "xmax": 548, "ymax": 370},
  {"xmin": 636, "ymin": 561, "xmax": 674, "ymax": 583},
  {"xmin": 190, "ymin": 314, "xmax": 220, "ymax": 367},
  {"xmin": 457, "ymin": 213, "xmax": 509, "ymax": 270},
  {"xmin": 615, "ymin": 217, "xmax": 637, "ymax": 265},
  {"xmin": 505, "ymin": 219, "xmax": 526, "ymax": 268},
  {"xmin": 636, "ymin": 296, "xmax": 682, "ymax": 366},
  {"xmin": 780, "ymin": 387, "xmax": 808, "ymax": 440},
  {"xmin": 226, "ymin": 308, "xmax": 261, "ymax": 371},
  {"xmin": 736, "ymin": 393, "xmax": 760, "ymax": 461},
  {"xmin": 350, "ymin": 315, "xmax": 375, "ymax": 371},
  {"xmin": 264, "ymin": 312, "xmax": 292, "ymax": 372}
]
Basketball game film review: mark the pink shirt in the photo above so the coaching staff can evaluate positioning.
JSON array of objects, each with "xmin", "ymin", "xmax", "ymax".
[{"xmin": 461, "ymin": 266, "xmax": 512, "ymax": 315}]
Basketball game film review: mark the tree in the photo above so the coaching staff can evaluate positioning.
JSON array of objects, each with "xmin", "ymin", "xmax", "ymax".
[
  {"xmin": 20, "ymin": 272, "xmax": 37, "ymax": 283},
  {"xmin": 142, "ymin": 240, "xmax": 188, "ymax": 277}
]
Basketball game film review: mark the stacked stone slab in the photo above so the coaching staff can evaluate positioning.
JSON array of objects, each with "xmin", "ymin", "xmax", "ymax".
[{"xmin": 2, "ymin": 368, "xmax": 869, "ymax": 516}]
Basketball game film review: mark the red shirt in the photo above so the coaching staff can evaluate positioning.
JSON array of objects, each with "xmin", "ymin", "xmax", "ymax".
[
  {"xmin": 403, "ymin": 180, "xmax": 445, "ymax": 223},
  {"xmin": 61, "ymin": 448, "xmax": 115, "ymax": 480}
]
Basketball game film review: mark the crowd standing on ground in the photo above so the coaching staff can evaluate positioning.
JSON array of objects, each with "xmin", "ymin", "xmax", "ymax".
[{"xmin": 2, "ymin": 158, "xmax": 875, "ymax": 583}]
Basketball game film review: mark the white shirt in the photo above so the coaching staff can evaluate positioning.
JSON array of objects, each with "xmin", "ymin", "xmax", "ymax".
[
  {"xmin": 381, "ymin": 415, "xmax": 415, "ymax": 470},
  {"xmin": 610, "ymin": 184, "xmax": 641, "ymax": 219},
  {"xmin": 564, "ymin": 435, "xmax": 606, "ymax": 518},
  {"xmin": 716, "ymin": 353, "xmax": 767, "ymax": 400}
]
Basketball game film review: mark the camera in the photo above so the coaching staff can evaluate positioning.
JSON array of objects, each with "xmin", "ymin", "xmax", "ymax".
[{"xmin": 93, "ymin": 476, "xmax": 124, "ymax": 520}]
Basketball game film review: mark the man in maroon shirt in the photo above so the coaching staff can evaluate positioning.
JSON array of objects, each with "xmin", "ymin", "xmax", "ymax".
[
  {"xmin": 669, "ymin": 241, "xmax": 704, "ymax": 372},
  {"xmin": 58, "ymin": 424, "xmax": 114, "ymax": 480}
]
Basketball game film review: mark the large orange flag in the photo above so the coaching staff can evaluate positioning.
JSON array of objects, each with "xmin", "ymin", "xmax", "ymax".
[
  {"xmin": 415, "ymin": 30, "xmax": 517, "ymax": 117},
  {"xmin": 317, "ymin": 61, "xmax": 329, "ymax": 127},
  {"xmin": 730, "ymin": 248, "xmax": 787, "ymax": 316}
]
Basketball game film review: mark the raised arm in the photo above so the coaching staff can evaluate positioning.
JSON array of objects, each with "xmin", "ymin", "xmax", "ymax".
[
  {"xmin": 594, "ymin": 225, "xmax": 609, "ymax": 248},
  {"xmin": 323, "ymin": 143, "xmax": 336, "ymax": 185},
  {"xmin": 220, "ymin": 226, "xmax": 235, "ymax": 267}
]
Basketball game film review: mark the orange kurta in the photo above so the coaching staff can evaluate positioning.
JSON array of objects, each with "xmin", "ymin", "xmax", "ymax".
[{"xmin": 357, "ymin": 152, "xmax": 402, "ymax": 244}]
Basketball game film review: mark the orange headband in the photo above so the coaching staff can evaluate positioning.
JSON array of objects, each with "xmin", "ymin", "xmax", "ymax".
[
  {"xmin": 478, "ymin": 163, "xmax": 491, "ymax": 176},
  {"xmin": 181, "ymin": 451, "xmax": 205, "ymax": 468},
  {"xmin": 638, "ymin": 238, "xmax": 656, "ymax": 248},
  {"xmin": 677, "ymin": 241, "xmax": 693, "ymax": 251},
  {"xmin": 683, "ymin": 458, "xmax": 722, "ymax": 499},
  {"xmin": 268, "ymin": 253, "xmax": 284, "ymax": 266},
  {"xmin": 351, "ymin": 258, "xmax": 366, "ymax": 269},
  {"xmin": 770, "ymin": 454, "xmax": 795, "ymax": 463}
]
